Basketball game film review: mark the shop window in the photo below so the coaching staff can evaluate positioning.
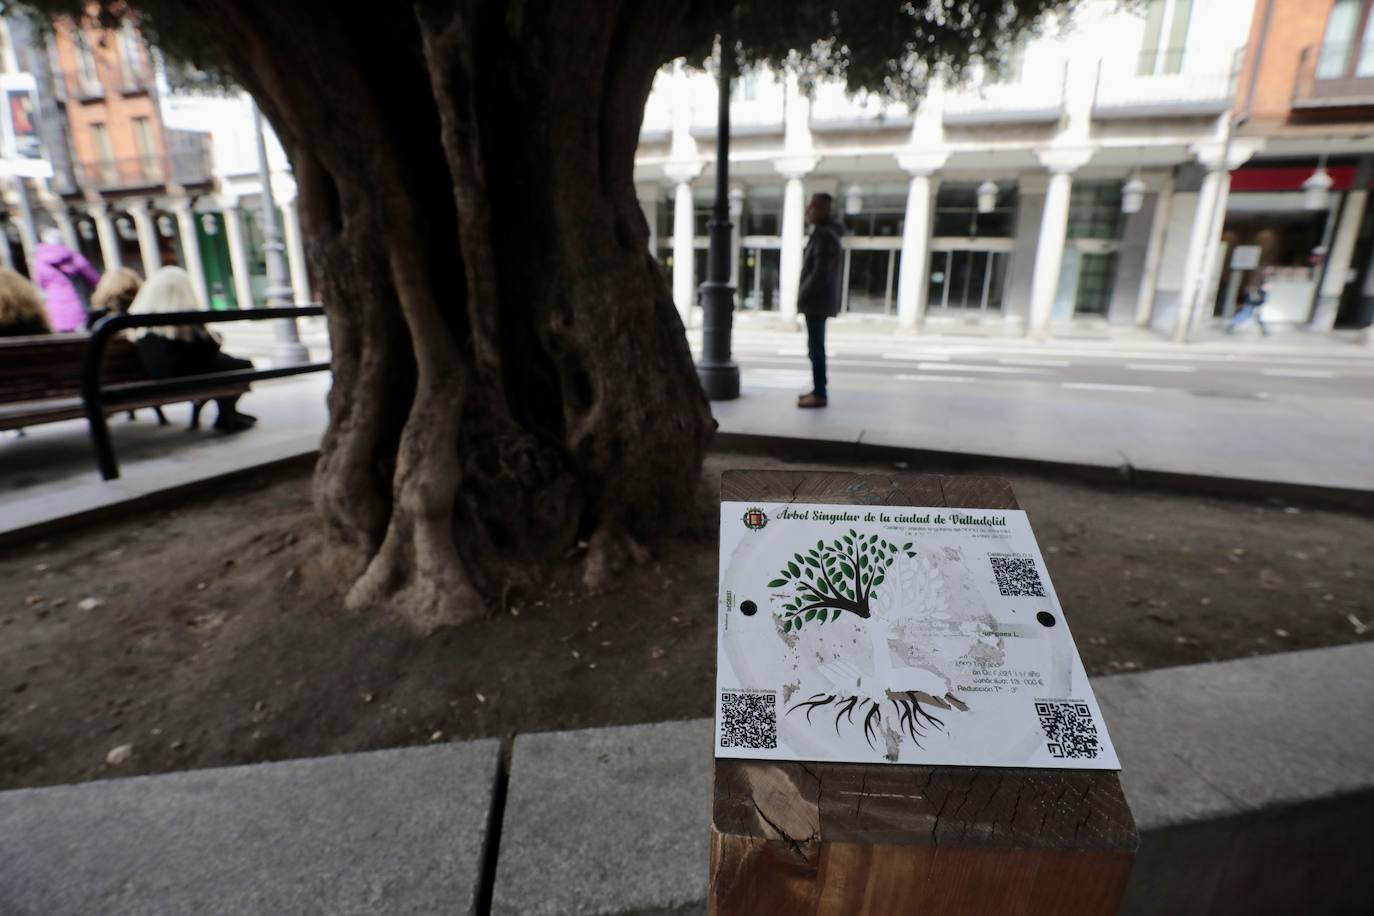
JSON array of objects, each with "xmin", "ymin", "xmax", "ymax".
[
  {"xmin": 1067, "ymin": 182, "xmax": 1125, "ymax": 241},
  {"xmin": 744, "ymin": 187, "xmax": 783, "ymax": 236},
  {"xmin": 933, "ymin": 183, "xmax": 1017, "ymax": 238}
]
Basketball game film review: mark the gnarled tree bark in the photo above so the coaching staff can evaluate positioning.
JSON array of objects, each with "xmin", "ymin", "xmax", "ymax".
[{"xmin": 192, "ymin": 0, "xmax": 721, "ymax": 630}]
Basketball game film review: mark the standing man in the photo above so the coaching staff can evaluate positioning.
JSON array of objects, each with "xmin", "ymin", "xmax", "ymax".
[{"xmin": 797, "ymin": 192, "xmax": 845, "ymax": 408}]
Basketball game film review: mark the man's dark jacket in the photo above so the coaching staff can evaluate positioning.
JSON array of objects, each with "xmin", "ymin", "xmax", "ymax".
[{"xmin": 798, "ymin": 218, "xmax": 845, "ymax": 318}]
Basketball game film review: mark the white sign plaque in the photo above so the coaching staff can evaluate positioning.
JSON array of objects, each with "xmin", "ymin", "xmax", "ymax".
[{"xmin": 715, "ymin": 501, "xmax": 1120, "ymax": 770}]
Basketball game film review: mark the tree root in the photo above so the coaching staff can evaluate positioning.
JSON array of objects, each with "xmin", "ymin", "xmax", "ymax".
[{"xmin": 582, "ymin": 524, "xmax": 651, "ymax": 590}]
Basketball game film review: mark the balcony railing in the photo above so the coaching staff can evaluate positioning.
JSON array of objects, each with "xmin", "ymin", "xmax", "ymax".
[
  {"xmin": 942, "ymin": 65, "xmax": 1068, "ymax": 127},
  {"xmin": 75, "ymin": 149, "xmax": 212, "ymax": 191},
  {"xmin": 1092, "ymin": 65, "xmax": 1234, "ymax": 119},
  {"xmin": 1293, "ymin": 43, "xmax": 1374, "ymax": 109}
]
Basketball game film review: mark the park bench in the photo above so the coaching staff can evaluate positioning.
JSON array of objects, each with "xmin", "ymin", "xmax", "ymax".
[
  {"xmin": 0, "ymin": 333, "xmax": 242, "ymax": 433},
  {"xmin": 0, "ymin": 306, "xmax": 329, "ymax": 480}
]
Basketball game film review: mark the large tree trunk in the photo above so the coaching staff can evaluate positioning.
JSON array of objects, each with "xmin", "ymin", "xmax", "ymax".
[{"xmin": 200, "ymin": 1, "xmax": 719, "ymax": 630}]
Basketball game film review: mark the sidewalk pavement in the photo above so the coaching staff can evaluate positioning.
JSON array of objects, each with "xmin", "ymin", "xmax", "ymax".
[
  {"xmin": 4, "ymin": 315, "xmax": 1369, "ymax": 543},
  {"xmin": 709, "ymin": 375, "xmax": 1374, "ymax": 496}
]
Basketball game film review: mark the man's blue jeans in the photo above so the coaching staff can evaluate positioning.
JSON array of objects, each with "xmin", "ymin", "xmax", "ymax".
[{"xmin": 805, "ymin": 314, "xmax": 827, "ymax": 399}]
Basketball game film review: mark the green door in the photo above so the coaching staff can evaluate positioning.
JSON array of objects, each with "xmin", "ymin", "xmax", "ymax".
[{"xmin": 196, "ymin": 211, "xmax": 238, "ymax": 310}]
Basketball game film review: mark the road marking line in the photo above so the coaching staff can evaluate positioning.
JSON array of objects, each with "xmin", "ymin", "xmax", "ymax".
[
  {"xmin": 998, "ymin": 358, "xmax": 1071, "ymax": 368},
  {"xmin": 1260, "ymin": 368, "xmax": 1336, "ymax": 378},
  {"xmin": 1127, "ymin": 363, "xmax": 1196, "ymax": 373},
  {"xmin": 896, "ymin": 374, "xmax": 976, "ymax": 383},
  {"xmin": 1062, "ymin": 382, "xmax": 1157, "ymax": 393},
  {"xmin": 883, "ymin": 352, "xmax": 950, "ymax": 361},
  {"xmin": 918, "ymin": 362, "xmax": 1047, "ymax": 374}
]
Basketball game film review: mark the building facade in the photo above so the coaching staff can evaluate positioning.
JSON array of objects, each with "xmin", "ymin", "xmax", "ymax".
[
  {"xmin": 634, "ymin": 0, "xmax": 1307, "ymax": 337},
  {"xmin": 1225, "ymin": 0, "xmax": 1374, "ymax": 330},
  {"xmin": 0, "ymin": 13, "xmax": 310, "ymax": 315}
]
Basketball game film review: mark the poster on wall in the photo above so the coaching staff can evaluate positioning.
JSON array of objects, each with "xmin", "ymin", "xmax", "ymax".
[
  {"xmin": 0, "ymin": 73, "xmax": 53, "ymax": 179},
  {"xmin": 714, "ymin": 501, "xmax": 1120, "ymax": 770}
]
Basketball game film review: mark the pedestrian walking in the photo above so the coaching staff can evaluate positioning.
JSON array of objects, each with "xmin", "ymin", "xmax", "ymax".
[
  {"xmin": 32, "ymin": 226, "xmax": 100, "ymax": 332},
  {"xmin": 797, "ymin": 192, "xmax": 845, "ymax": 409},
  {"xmin": 1227, "ymin": 269, "xmax": 1272, "ymax": 337}
]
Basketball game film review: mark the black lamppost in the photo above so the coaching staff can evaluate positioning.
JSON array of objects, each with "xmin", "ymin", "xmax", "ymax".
[{"xmin": 695, "ymin": 34, "xmax": 740, "ymax": 400}]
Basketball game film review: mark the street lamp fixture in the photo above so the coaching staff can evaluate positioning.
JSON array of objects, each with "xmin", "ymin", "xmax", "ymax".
[
  {"xmin": 976, "ymin": 180, "xmax": 999, "ymax": 214},
  {"xmin": 1121, "ymin": 173, "xmax": 1146, "ymax": 214}
]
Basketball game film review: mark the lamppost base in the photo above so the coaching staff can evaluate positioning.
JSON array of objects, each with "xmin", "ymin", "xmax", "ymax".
[{"xmin": 697, "ymin": 361, "xmax": 740, "ymax": 400}]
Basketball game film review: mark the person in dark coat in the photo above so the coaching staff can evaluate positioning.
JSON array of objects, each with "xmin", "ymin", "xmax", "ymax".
[
  {"xmin": 128, "ymin": 266, "xmax": 256, "ymax": 432},
  {"xmin": 796, "ymin": 192, "xmax": 845, "ymax": 408}
]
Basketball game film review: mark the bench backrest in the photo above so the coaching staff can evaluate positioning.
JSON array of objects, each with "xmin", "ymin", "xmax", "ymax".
[{"xmin": 0, "ymin": 334, "xmax": 149, "ymax": 404}]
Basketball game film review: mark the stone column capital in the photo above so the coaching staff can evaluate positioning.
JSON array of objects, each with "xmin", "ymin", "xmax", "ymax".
[
  {"xmin": 774, "ymin": 155, "xmax": 820, "ymax": 180},
  {"xmin": 895, "ymin": 150, "xmax": 948, "ymax": 177},
  {"xmin": 664, "ymin": 160, "xmax": 704, "ymax": 185},
  {"xmin": 1191, "ymin": 138, "xmax": 1263, "ymax": 173},
  {"xmin": 1036, "ymin": 147, "xmax": 1094, "ymax": 175},
  {"xmin": 166, "ymin": 195, "xmax": 195, "ymax": 216}
]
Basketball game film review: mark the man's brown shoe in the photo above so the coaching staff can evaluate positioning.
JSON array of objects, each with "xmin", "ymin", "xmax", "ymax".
[{"xmin": 797, "ymin": 393, "xmax": 828, "ymax": 408}]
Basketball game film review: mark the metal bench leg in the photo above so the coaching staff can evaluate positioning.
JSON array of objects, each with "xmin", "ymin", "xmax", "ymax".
[
  {"xmin": 154, "ymin": 406, "xmax": 168, "ymax": 426},
  {"xmin": 189, "ymin": 400, "xmax": 206, "ymax": 431},
  {"xmin": 87, "ymin": 409, "xmax": 119, "ymax": 480}
]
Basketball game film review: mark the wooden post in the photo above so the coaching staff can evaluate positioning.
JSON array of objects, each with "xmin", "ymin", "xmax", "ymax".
[{"xmin": 710, "ymin": 470, "xmax": 1137, "ymax": 916}]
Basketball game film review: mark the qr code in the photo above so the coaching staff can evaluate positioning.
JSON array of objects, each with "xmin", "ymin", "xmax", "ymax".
[
  {"xmin": 720, "ymin": 691, "xmax": 777, "ymax": 749},
  {"xmin": 990, "ymin": 554, "xmax": 1046, "ymax": 597},
  {"xmin": 1035, "ymin": 700, "xmax": 1100, "ymax": 759}
]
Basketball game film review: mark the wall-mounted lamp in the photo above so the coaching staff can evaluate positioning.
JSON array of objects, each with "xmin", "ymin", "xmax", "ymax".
[
  {"xmin": 844, "ymin": 184, "xmax": 864, "ymax": 216},
  {"xmin": 1122, "ymin": 173, "xmax": 1146, "ymax": 214},
  {"xmin": 156, "ymin": 214, "xmax": 175, "ymax": 237},
  {"xmin": 200, "ymin": 212, "xmax": 219, "ymax": 235},
  {"xmin": 977, "ymin": 180, "xmax": 999, "ymax": 214},
  {"xmin": 1302, "ymin": 163, "xmax": 1333, "ymax": 211}
]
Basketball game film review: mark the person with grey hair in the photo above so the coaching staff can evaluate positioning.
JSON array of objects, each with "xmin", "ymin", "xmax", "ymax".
[
  {"xmin": 130, "ymin": 266, "xmax": 257, "ymax": 432},
  {"xmin": 33, "ymin": 225, "xmax": 100, "ymax": 332}
]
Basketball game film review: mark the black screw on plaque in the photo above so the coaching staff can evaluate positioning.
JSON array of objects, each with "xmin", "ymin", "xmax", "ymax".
[
  {"xmin": 740, "ymin": 600, "xmax": 758, "ymax": 617},
  {"xmin": 1036, "ymin": 611, "xmax": 1056, "ymax": 628}
]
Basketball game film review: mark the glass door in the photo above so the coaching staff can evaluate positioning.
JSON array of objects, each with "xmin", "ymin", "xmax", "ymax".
[
  {"xmin": 740, "ymin": 247, "xmax": 780, "ymax": 310},
  {"xmin": 844, "ymin": 249, "xmax": 898, "ymax": 314},
  {"xmin": 928, "ymin": 250, "xmax": 1009, "ymax": 311}
]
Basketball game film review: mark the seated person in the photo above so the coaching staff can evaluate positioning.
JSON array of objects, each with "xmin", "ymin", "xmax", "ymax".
[
  {"xmin": 86, "ymin": 267, "xmax": 144, "ymax": 329},
  {"xmin": 0, "ymin": 267, "xmax": 52, "ymax": 337},
  {"xmin": 128, "ymin": 266, "xmax": 257, "ymax": 433}
]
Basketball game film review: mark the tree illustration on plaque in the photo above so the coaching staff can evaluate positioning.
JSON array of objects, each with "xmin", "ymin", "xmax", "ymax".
[{"xmin": 769, "ymin": 530, "xmax": 914, "ymax": 632}]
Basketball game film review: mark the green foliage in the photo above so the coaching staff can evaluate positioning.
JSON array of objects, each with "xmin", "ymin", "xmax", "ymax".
[{"xmin": 723, "ymin": 0, "xmax": 1078, "ymax": 101}]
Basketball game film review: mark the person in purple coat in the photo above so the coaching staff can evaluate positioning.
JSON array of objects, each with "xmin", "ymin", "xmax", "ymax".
[{"xmin": 33, "ymin": 226, "xmax": 101, "ymax": 332}]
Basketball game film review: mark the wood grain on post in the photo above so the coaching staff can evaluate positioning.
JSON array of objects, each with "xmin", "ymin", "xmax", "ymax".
[{"xmin": 711, "ymin": 470, "xmax": 1137, "ymax": 916}]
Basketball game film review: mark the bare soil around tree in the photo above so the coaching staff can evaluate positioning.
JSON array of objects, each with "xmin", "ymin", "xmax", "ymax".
[{"xmin": 2, "ymin": 450, "xmax": 1371, "ymax": 790}]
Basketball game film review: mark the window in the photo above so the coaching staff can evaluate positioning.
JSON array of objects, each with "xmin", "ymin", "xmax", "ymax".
[
  {"xmin": 1316, "ymin": 0, "xmax": 1374, "ymax": 79},
  {"xmin": 89, "ymin": 123, "xmax": 114, "ymax": 184},
  {"xmin": 933, "ymin": 183, "xmax": 1018, "ymax": 238},
  {"xmin": 732, "ymin": 69, "xmax": 759, "ymax": 103},
  {"xmin": 841, "ymin": 186, "xmax": 908, "ymax": 238},
  {"xmin": 990, "ymin": 42, "xmax": 1027, "ymax": 85},
  {"xmin": 132, "ymin": 117, "xmax": 159, "ymax": 180},
  {"xmin": 73, "ymin": 30, "xmax": 100, "ymax": 93},
  {"xmin": 117, "ymin": 22, "xmax": 148, "ymax": 87},
  {"xmin": 1067, "ymin": 182, "xmax": 1124, "ymax": 241},
  {"xmin": 1137, "ymin": 0, "xmax": 1193, "ymax": 75}
]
